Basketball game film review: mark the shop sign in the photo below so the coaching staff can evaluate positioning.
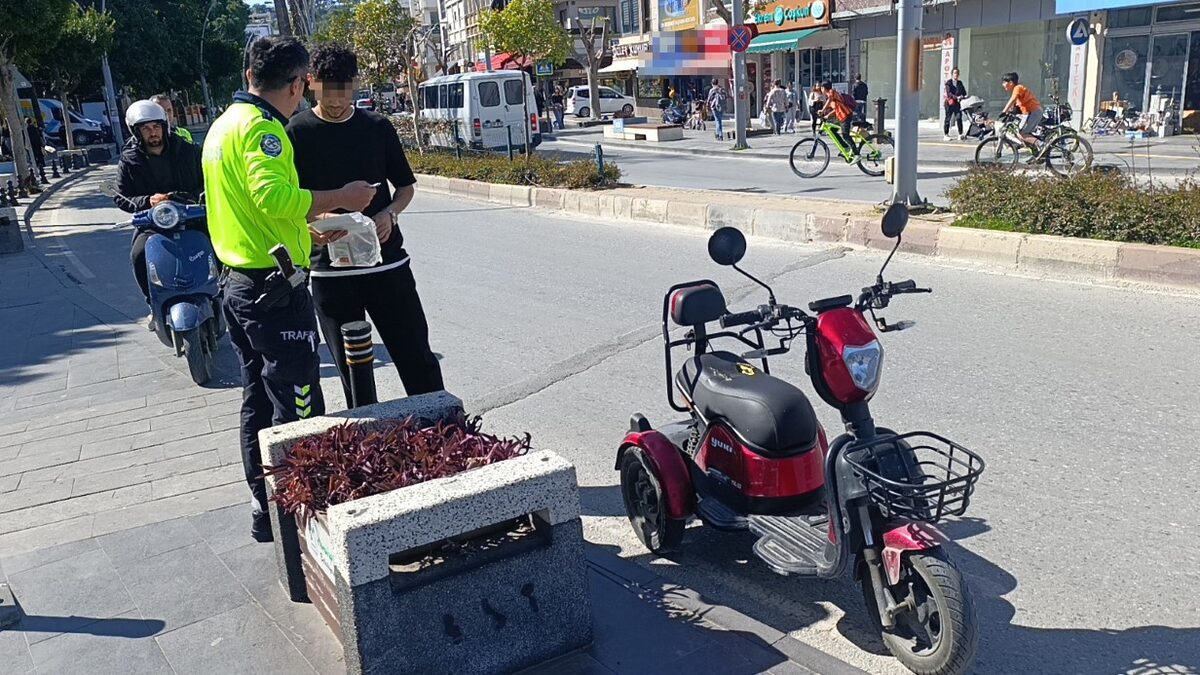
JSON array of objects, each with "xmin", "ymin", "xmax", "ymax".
[
  {"xmin": 612, "ymin": 41, "xmax": 650, "ymax": 59},
  {"xmin": 578, "ymin": 6, "xmax": 603, "ymax": 17},
  {"xmin": 752, "ymin": 0, "xmax": 832, "ymax": 35},
  {"xmin": 1115, "ymin": 49, "xmax": 1138, "ymax": 71},
  {"xmin": 658, "ymin": 0, "xmax": 702, "ymax": 31},
  {"xmin": 1066, "ymin": 18, "xmax": 1091, "ymax": 47}
]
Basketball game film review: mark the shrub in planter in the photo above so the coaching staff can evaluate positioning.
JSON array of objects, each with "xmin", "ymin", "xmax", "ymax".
[
  {"xmin": 406, "ymin": 149, "xmax": 622, "ymax": 189},
  {"xmin": 946, "ymin": 166, "xmax": 1200, "ymax": 248},
  {"xmin": 258, "ymin": 392, "xmax": 591, "ymax": 675}
]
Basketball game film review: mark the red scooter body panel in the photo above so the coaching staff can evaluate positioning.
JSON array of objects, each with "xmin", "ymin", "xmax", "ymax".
[
  {"xmin": 814, "ymin": 308, "xmax": 879, "ymax": 405},
  {"xmin": 620, "ymin": 430, "xmax": 695, "ymax": 519},
  {"xmin": 695, "ymin": 423, "xmax": 826, "ymax": 499},
  {"xmin": 881, "ymin": 523, "xmax": 948, "ymax": 585}
]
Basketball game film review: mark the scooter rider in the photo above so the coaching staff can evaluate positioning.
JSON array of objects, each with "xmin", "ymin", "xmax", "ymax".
[
  {"xmin": 113, "ymin": 99, "xmax": 205, "ymax": 326},
  {"xmin": 202, "ymin": 36, "xmax": 375, "ymax": 543}
]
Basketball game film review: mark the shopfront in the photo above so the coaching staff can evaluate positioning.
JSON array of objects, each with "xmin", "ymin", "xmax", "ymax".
[
  {"xmin": 744, "ymin": 0, "xmax": 844, "ymax": 115},
  {"xmin": 1097, "ymin": 2, "xmax": 1200, "ymax": 131}
]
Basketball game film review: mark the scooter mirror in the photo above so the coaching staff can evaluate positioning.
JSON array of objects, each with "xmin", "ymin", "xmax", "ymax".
[
  {"xmin": 881, "ymin": 203, "xmax": 909, "ymax": 239},
  {"xmin": 99, "ymin": 181, "xmax": 117, "ymax": 198},
  {"xmin": 708, "ymin": 227, "xmax": 747, "ymax": 266}
]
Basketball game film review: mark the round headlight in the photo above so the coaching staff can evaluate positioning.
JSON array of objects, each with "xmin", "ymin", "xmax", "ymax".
[{"xmin": 151, "ymin": 202, "xmax": 181, "ymax": 229}]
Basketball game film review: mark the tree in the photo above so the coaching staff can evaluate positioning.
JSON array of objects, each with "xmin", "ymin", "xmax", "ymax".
[
  {"xmin": 311, "ymin": 5, "xmax": 355, "ymax": 46},
  {"xmin": 352, "ymin": 0, "xmax": 415, "ymax": 87},
  {"xmin": 31, "ymin": 4, "xmax": 114, "ymax": 150},
  {"xmin": 578, "ymin": 17, "xmax": 608, "ymax": 122},
  {"xmin": 478, "ymin": 0, "xmax": 570, "ymax": 154},
  {"xmin": 0, "ymin": 0, "xmax": 73, "ymax": 191}
]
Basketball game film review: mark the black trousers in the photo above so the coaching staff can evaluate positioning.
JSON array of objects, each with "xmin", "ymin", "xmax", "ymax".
[
  {"xmin": 810, "ymin": 104, "xmax": 822, "ymax": 133},
  {"xmin": 944, "ymin": 103, "xmax": 963, "ymax": 136},
  {"xmin": 311, "ymin": 263, "xmax": 444, "ymax": 405},
  {"xmin": 222, "ymin": 271, "xmax": 326, "ymax": 512},
  {"xmin": 131, "ymin": 231, "xmax": 152, "ymax": 304}
]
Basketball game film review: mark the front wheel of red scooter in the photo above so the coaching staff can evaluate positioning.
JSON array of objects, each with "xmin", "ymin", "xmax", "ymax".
[
  {"xmin": 619, "ymin": 449, "xmax": 685, "ymax": 553},
  {"xmin": 860, "ymin": 547, "xmax": 979, "ymax": 675}
]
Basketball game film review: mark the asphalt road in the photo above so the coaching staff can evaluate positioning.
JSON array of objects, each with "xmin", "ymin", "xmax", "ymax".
[{"xmin": 49, "ymin": 170, "xmax": 1200, "ymax": 674}]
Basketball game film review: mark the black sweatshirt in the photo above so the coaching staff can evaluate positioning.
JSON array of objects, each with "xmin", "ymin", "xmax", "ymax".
[{"xmin": 286, "ymin": 108, "xmax": 418, "ymax": 274}]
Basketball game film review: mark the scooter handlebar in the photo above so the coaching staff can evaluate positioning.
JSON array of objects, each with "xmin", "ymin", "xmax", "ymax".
[{"xmin": 720, "ymin": 309, "xmax": 765, "ymax": 328}]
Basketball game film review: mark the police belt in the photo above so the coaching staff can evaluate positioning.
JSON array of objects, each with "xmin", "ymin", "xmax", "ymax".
[
  {"xmin": 224, "ymin": 266, "xmax": 309, "ymax": 288},
  {"xmin": 224, "ymin": 265, "xmax": 309, "ymax": 310}
]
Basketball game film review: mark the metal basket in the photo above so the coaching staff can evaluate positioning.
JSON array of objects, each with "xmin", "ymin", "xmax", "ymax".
[{"xmin": 844, "ymin": 432, "xmax": 985, "ymax": 524}]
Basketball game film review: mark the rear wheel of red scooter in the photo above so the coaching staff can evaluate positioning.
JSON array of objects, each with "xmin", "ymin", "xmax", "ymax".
[
  {"xmin": 619, "ymin": 449, "xmax": 685, "ymax": 553},
  {"xmin": 860, "ymin": 547, "xmax": 979, "ymax": 675}
]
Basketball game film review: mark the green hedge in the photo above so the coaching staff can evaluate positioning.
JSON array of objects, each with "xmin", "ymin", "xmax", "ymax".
[
  {"xmin": 408, "ymin": 151, "xmax": 621, "ymax": 190},
  {"xmin": 946, "ymin": 166, "xmax": 1200, "ymax": 248}
]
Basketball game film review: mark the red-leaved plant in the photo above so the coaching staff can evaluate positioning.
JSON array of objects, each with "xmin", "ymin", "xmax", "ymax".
[{"xmin": 264, "ymin": 414, "xmax": 531, "ymax": 516}]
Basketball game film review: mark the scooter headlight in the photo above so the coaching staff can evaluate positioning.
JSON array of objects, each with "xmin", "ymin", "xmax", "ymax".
[
  {"xmin": 147, "ymin": 261, "xmax": 163, "ymax": 287},
  {"xmin": 151, "ymin": 202, "xmax": 181, "ymax": 229},
  {"xmin": 842, "ymin": 341, "xmax": 883, "ymax": 393}
]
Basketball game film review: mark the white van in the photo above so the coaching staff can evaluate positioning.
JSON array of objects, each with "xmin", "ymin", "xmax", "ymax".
[{"xmin": 418, "ymin": 71, "xmax": 542, "ymax": 151}]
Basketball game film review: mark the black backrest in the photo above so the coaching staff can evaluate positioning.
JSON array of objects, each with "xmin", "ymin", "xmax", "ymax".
[{"xmin": 669, "ymin": 282, "xmax": 726, "ymax": 327}]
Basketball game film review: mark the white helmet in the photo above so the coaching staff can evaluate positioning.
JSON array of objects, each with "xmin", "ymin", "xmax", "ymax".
[{"xmin": 125, "ymin": 99, "xmax": 167, "ymax": 130}]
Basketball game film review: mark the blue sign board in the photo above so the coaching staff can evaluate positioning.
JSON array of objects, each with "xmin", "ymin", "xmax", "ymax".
[
  {"xmin": 1067, "ymin": 18, "xmax": 1090, "ymax": 46},
  {"xmin": 535, "ymin": 62, "xmax": 554, "ymax": 77},
  {"xmin": 1056, "ymin": 0, "xmax": 1154, "ymax": 12}
]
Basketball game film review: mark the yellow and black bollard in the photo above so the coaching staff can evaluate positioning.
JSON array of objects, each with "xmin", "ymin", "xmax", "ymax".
[{"xmin": 341, "ymin": 320, "xmax": 378, "ymax": 408}]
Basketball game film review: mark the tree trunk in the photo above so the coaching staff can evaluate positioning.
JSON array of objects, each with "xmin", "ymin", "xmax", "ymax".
[
  {"xmin": 711, "ymin": 0, "xmax": 732, "ymax": 25},
  {"xmin": 587, "ymin": 66, "xmax": 601, "ymax": 121},
  {"xmin": 0, "ymin": 62, "xmax": 33, "ymax": 190},
  {"xmin": 273, "ymin": 0, "xmax": 292, "ymax": 36},
  {"xmin": 520, "ymin": 69, "xmax": 531, "ymax": 158},
  {"xmin": 405, "ymin": 57, "xmax": 421, "ymax": 152},
  {"xmin": 60, "ymin": 89, "xmax": 75, "ymax": 151}
]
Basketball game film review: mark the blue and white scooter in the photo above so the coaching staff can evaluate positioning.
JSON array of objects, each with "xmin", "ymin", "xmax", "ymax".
[{"xmin": 129, "ymin": 196, "xmax": 225, "ymax": 385}]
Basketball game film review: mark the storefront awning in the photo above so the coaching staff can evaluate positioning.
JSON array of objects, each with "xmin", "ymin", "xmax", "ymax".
[
  {"xmin": 746, "ymin": 28, "xmax": 820, "ymax": 54},
  {"xmin": 473, "ymin": 53, "xmax": 534, "ymax": 72},
  {"xmin": 599, "ymin": 59, "xmax": 639, "ymax": 74}
]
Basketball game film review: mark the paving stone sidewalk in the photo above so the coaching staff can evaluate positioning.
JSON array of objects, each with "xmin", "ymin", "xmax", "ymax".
[{"xmin": 0, "ymin": 165, "xmax": 863, "ymax": 674}]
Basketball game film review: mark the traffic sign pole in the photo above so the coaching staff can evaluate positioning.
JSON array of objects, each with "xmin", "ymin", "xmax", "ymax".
[{"xmin": 732, "ymin": 0, "xmax": 749, "ymax": 150}]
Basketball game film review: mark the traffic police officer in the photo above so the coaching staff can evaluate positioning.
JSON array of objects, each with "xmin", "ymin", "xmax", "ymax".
[{"xmin": 203, "ymin": 36, "xmax": 375, "ymax": 542}]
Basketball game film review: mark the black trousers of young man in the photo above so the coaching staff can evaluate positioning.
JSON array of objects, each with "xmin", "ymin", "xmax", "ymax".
[
  {"xmin": 222, "ymin": 269, "xmax": 326, "ymax": 514},
  {"xmin": 310, "ymin": 263, "xmax": 444, "ymax": 405}
]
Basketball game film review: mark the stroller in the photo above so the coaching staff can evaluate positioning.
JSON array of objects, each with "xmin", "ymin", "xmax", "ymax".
[
  {"xmin": 960, "ymin": 96, "xmax": 994, "ymax": 140},
  {"xmin": 685, "ymin": 101, "xmax": 708, "ymax": 130}
]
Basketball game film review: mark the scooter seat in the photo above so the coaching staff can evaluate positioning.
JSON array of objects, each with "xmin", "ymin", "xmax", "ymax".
[{"xmin": 676, "ymin": 351, "xmax": 820, "ymax": 456}]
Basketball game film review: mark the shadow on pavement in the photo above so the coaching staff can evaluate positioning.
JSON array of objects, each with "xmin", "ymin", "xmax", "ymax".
[{"xmin": 582, "ymin": 486, "xmax": 1200, "ymax": 674}]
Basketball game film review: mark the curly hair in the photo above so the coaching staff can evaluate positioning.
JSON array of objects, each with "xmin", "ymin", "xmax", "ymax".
[
  {"xmin": 247, "ymin": 36, "xmax": 309, "ymax": 91},
  {"xmin": 311, "ymin": 43, "xmax": 359, "ymax": 83}
]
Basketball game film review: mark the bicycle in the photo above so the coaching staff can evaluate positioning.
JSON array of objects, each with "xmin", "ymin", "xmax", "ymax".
[
  {"xmin": 974, "ymin": 112, "xmax": 1093, "ymax": 178},
  {"xmin": 789, "ymin": 117, "xmax": 894, "ymax": 178}
]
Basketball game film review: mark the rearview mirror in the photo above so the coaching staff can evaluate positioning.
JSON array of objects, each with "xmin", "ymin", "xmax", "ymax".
[
  {"xmin": 99, "ymin": 181, "xmax": 117, "ymax": 198},
  {"xmin": 708, "ymin": 227, "xmax": 747, "ymax": 266},
  {"xmin": 881, "ymin": 203, "xmax": 909, "ymax": 239}
]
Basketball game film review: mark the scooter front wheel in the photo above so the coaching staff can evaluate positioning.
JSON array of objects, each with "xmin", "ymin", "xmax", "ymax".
[
  {"xmin": 181, "ymin": 329, "xmax": 213, "ymax": 385},
  {"xmin": 861, "ymin": 547, "xmax": 979, "ymax": 675},
  {"xmin": 619, "ymin": 448, "xmax": 685, "ymax": 553}
]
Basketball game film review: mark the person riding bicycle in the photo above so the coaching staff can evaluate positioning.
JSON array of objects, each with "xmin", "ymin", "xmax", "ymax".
[
  {"xmin": 1000, "ymin": 72, "xmax": 1042, "ymax": 153},
  {"xmin": 818, "ymin": 82, "xmax": 858, "ymax": 162}
]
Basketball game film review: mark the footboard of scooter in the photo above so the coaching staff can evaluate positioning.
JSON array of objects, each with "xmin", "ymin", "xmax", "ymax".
[
  {"xmin": 617, "ymin": 430, "xmax": 694, "ymax": 520},
  {"xmin": 881, "ymin": 523, "xmax": 948, "ymax": 585}
]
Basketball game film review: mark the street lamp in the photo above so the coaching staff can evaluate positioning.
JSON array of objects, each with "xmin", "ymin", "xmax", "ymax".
[{"xmin": 199, "ymin": 0, "xmax": 219, "ymax": 125}]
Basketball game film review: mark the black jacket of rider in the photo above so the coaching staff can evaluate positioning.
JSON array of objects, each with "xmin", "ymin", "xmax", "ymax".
[{"xmin": 113, "ymin": 132, "xmax": 204, "ymax": 213}]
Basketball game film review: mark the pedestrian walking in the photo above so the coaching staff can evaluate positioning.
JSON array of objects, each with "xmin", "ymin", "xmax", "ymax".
[
  {"xmin": 550, "ymin": 86, "xmax": 565, "ymax": 129},
  {"xmin": 785, "ymin": 83, "xmax": 799, "ymax": 133},
  {"xmin": 706, "ymin": 78, "xmax": 729, "ymax": 140},
  {"xmin": 534, "ymin": 87, "xmax": 546, "ymax": 127},
  {"xmin": 852, "ymin": 74, "xmax": 869, "ymax": 121},
  {"xmin": 287, "ymin": 43, "xmax": 444, "ymax": 410},
  {"xmin": 807, "ymin": 84, "xmax": 826, "ymax": 134},
  {"xmin": 943, "ymin": 68, "xmax": 967, "ymax": 141},
  {"xmin": 766, "ymin": 80, "xmax": 788, "ymax": 135},
  {"xmin": 202, "ymin": 36, "xmax": 376, "ymax": 542}
]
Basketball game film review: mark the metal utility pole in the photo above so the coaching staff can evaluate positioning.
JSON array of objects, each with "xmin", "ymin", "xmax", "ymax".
[
  {"xmin": 100, "ymin": 0, "xmax": 123, "ymax": 146},
  {"xmin": 731, "ymin": 0, "xmax": 749, "ymax": 149},
  {"xmin": 891, "ymin": 0, "xmax": 923, "ymax": 206}
]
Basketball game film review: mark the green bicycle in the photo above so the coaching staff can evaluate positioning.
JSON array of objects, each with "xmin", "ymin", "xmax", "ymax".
[
  {"xmin": 789, "ymin": 118, "xmax": 895, "ymax": 179},
  {"xmin": 974, "ymin": 111, "xmax": 1093, "ymax": 178}
]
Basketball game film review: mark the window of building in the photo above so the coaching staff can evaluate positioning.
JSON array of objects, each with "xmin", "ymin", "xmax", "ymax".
[
  {"xmin": 1101, "ymin": 35, "xmax": 1150, "ymax": 108},
  {"xmin": 1156, "ymin": 2, "xmax": 1200, "ymax": 22},
  {"xmin": 1109, "ymin": 7, "xmax": 1152, "ymax": 29},
  {"xmin": 478, "ymin": 81, "xmax": 501, "ymax": 106}
]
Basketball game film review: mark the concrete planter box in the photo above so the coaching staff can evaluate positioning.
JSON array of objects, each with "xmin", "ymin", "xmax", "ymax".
[{"xmin": 260, "ymin": 391, "xmax": 592, "ymax": 675}]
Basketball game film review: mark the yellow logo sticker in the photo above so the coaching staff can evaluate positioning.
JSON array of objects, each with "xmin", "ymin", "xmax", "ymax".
[{"xmin": 737, "ymin": 363, "xmax": 757, "ymax": 376}]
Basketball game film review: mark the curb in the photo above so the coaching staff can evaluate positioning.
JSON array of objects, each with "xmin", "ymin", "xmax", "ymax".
[{"xmin": 415, "ymin": 173, "xmax": 1200, "ymax": 293}]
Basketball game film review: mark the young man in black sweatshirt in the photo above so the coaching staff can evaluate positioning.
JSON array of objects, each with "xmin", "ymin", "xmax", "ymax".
[{"xmin": 286, "ymin": 44, "xmax": 444, "ymax": 405}]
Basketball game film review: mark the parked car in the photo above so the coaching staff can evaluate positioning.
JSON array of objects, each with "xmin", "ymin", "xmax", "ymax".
[
  {"xmin": 21, "ymin": 99, "xmax": 106, "ymax": 147},
  {"xmin": 564, "ymin": 85, "xmax": 635, "ymax": 118},
  {"xmin": 418, "ymin": 71, "xmax": 542, "ymax": 151},
  {"xmin": 355, "ymin": 97, "xmax": 375, "ymax": 111}
]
